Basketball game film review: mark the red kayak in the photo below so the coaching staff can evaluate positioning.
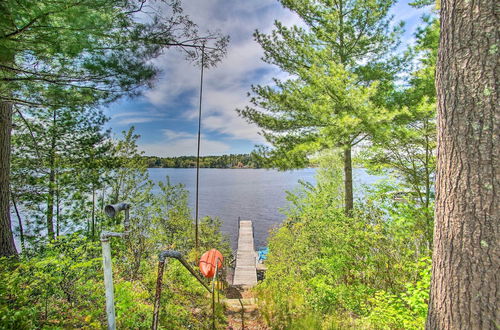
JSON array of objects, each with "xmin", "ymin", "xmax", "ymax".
[{"xmin": 199, "ymin": 249, "xmax": 223, "ymax": 278}]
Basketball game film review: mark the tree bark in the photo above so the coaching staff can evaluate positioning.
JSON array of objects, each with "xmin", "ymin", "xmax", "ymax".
[
  {"xmin": 0, "ymin": 100, "xmax": 18, "ymax": 257},
  {"xmin": 11, "ymin": 193, "xmax": 24, "ymax": 252},
  {"xmin": 91, "ymin": 185, "xmax": 95, "ymax": 238},
  {"xmin": 56, "ymin": 179, "xmax": 60, "ymax": 237},
  {"xmin": 343, "ymin": 146, "xmax": 354, "ymax": 216},
  {"xmin": 46, "ymin": 166, "xmax": 56, "ymax": 240},
  {"xmin": 427, "ymin": 0, "xmax": 499, "ymax": 328},
  {"xmin": 46, "ymin": 109, "xmax": 57, "ymax": 240},
  {"xmin": 0, "ymin": 1, "xmax": 18, "ymax": 256}
]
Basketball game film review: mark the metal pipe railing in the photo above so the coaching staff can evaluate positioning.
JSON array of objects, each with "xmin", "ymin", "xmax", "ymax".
[
  {"xmin": 161, "ymin": 250, "xmax": 212, "ymax": 292},
  {"xmin": 211, "ymin": 257, "xmax": 222, "ymax": 329},
  {"xmin": 152, "ymin": 250, "xmax": 213, "ymax": 330},
  {"xmin": 239, "ymin": 297, "xmax": 245, "ymax": 329}
]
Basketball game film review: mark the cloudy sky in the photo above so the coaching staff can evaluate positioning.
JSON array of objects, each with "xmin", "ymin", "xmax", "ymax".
[{"xmin": 105, "ymin": 0, "xmax": 430, "ymax": 157}]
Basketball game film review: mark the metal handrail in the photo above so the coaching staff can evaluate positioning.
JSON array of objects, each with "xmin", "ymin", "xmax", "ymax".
[
  {"xmin": 212, "ymin": 257, "xmax": 221, "ymax": 329},
  {"xmin": 152, "ymin": 250, "xmax": 224, "ymax": 330},
  {"xmin": 160, "ymin": 250, "xmax": 211, "ymax": 292}
]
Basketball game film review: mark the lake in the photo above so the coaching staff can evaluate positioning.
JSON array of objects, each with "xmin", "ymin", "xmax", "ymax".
[{"xmin": 148, "ymin": 168, "xmax": 382, "ymax": 249}]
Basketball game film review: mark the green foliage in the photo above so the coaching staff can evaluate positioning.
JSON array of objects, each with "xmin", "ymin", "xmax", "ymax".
[
  {"xmin": 109, "ymin": 127, "xmax": 151, "ymax": 206},
  {"xmin": 11, "ymin": 105, "xmax": 111, "ymax": 243},
  {"xmin": 361, "ymin": 17, "xmax": 439, "ymax": 213},
  {"xmin": 361, "ymin": 258, "xmax": 431, "ymax": 329},
  {"xmin": 238, "ymin": 0, "xmax": 403, "ymax": 169},
  {"xmin": 0, "ymin": 0, "xmax": 229, "ymax": 257},
  {"xmin": 1, "ymin": 174, "xmax": 230, "ymax": 328},
  {"xmin": 364, "ymin": 181, "xmax": 434, "ymax": 254},
  {"xmin": 1, "ymin": 0, "xmax": 228, "ymax": 108},
  {"xmin": 238, "ymin": 0, "xmax": 404, "ymax": 214},
  {"xmin": 255, "ymin": 32, "xmax": 440, "ymax": 322},
  {"xmin": 4, "ymin": 127, "xmax": 230, "ymax": 327},
  {"xmin": 0, "ymin": 234, "xmax": 104, "ymax": 328},
  {"xmin": 3, "ymin": 1, "xmax": 441, "ymax": 328},
  {"xmin": 256, "ymin": 163, "xmax": 432, "ymax": 329},
  {"xmin": 144, "ymin": 153, "xmax": 263, "ymax": 168},
  {"xmin": 113, "ymin": 281, "xmax": 152, "ymax": 329}
]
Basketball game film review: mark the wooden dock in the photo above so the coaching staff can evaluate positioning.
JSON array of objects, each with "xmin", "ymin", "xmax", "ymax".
[{"xmin": 232, "ymin": 220, "xmax": 257, "ymax": 287}]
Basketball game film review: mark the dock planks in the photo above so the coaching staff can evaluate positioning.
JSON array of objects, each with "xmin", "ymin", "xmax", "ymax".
[{"xmin": 232, "ymin": 220, "xmax": 258, "ymax": 287}]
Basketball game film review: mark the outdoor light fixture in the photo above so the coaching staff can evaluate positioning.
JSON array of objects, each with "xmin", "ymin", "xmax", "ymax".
[
  {"xmin": 101, "ymin": 202, "xmax": 131, "ymax": 330},
  {"xmin": 104, "ymin": 202, "xmax": 130, "ymax": 221}
]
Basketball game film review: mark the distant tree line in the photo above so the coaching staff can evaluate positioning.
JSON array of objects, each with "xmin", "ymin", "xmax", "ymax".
[{"xmin": 143, "ymin": 153, "xmax": 263, "ymax": 168}]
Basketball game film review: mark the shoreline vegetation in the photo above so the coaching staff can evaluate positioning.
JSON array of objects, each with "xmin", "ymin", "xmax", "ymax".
[
  {"xmin": 143, "ymin": 154, "xmax": 319, "ymax": 169},
  {"xmin": 144, "ymin": 154, "xmax": 262, "ymax": 169}
]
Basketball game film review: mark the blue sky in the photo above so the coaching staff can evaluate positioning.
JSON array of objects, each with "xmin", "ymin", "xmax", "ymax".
[{"xmin": 105, "ymin": 0, "xmax": 430, "ymax": 157}]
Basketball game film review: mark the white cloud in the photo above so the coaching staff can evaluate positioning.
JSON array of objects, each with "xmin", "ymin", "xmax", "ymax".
[
  {"xmin": 130, "ymin": 0, "xmax": 426, "ymax": 156},
  {"xmin": 116, "ymin": 117, "xmax": 157, "ymax": 125},
  {"xmin": 162, "ymin": 129, "xmax": 195, "ymax": 140},
  {"xmin": 141, "ymin": 128, "xmax": 231, "ymax": 157},
  {"xmin": 113, "ymin": 111, "xmax": 149, "ymax": 119},
  {"xmin": 142, "ymin": 0, "xmax": 299, "ymax": 144},
  {"xmin": 111, "ymin": 108, "xmax": 166, "ymax": 125}
]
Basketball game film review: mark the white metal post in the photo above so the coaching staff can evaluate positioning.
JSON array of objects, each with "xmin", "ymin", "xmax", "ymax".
[
  {"xmin": 101, "ymin": 202, "xmax": 130, "ymax": 329},
  {"xmin": 102, "ymin": 238, "xmax": 116, "ymax": 330}
]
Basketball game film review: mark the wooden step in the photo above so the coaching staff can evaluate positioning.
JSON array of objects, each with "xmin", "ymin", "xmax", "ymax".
[{"xmin": 223, "ymin": 298, "xmax": 258, "ymax": 312}]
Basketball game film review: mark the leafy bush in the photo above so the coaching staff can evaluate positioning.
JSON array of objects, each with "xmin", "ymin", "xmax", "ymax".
[
  {"xmin": 1, "ymin": 179, "xmax": 230, "ymax": 329},
  {"xmin": 361, "ymin": 257, "xmax": 431, "ymax": 329},
  {"xmin": 256, "ymin": 169, "xmax": 432, "ymax": 329},
  {"xmin": 0, "ymin": 234, "xmax": 104, "ymax": 328}
]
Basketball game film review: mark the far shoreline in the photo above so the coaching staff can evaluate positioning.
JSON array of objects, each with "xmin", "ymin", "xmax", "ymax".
[{"xmin": 146, "ymin": 166, "xmax": 318, "ymax": 169}]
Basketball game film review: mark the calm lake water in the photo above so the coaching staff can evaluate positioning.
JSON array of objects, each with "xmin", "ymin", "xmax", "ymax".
[{"xmin": 148, "ymin": 168, "xmax": 382, "ymax": 249}]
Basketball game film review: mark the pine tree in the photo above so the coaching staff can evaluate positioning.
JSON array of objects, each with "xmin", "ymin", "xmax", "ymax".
[
  {"xmin": 10, "ymin": 105, "xmax": 111, "ymax": 243},
  {"xmin": 238, "ymin": 0, "xmax": 402, "ymax": 214},
  {"xmin": 0, "ymin": 0, "xmax": 228, "ymax": 256}
]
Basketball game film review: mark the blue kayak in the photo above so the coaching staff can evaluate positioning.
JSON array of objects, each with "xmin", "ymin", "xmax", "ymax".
[{"xmin": 257, "ymin": 247, "xmax": 268, "ymax": 262}]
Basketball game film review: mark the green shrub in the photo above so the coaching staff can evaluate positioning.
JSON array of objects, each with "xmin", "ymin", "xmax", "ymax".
[
  {"xmin": 361, "ymin": 257, "xmax": 430, "ymax": 329},
  {"xmin": 0, "ymin": 234, "xmax": 104, "ymax": 328},
  {"xmin": 1, "ymin": 184, "xmax": 230, "ymax": 329},
  {"xmin": 256, "ymin": 169, "xmax": 432, "ymax": 329}
]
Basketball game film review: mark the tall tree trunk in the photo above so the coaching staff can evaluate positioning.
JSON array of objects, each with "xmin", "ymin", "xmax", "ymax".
[
  {"xmin": 46, "ymin": 167, "xmax": 56, "ymax": 240},
  {"xmin": 0, "ymin": 0, "xmax": 18, "ymax": 257},
  {"xmin": 0, "ymin": 100, "xmax": 18, "ymax": 257},
  {"xmin": 46, "ymin": 110, "xmax": 57, "ymax": 240},
  {"xmin": 11, "ymin": 193, "xmax": 24, "ymax": 252},
  {"xmin": 56, "ymin": 178, "xmax": 60, "ymax": 237},
  {"xmin": 424, "ymin": 117, "xmax": 431, "ymax": 210},
  {"xmin": 91, "ymin": 185, "xmax": 95, "ymax": 238},
  {"xmin": 426, "ymin": 0, "xmax": 499, "ymax": 328},
  {"xmin": 343, "ymin": 146, "xmax": 354, "ymax": 216}
]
